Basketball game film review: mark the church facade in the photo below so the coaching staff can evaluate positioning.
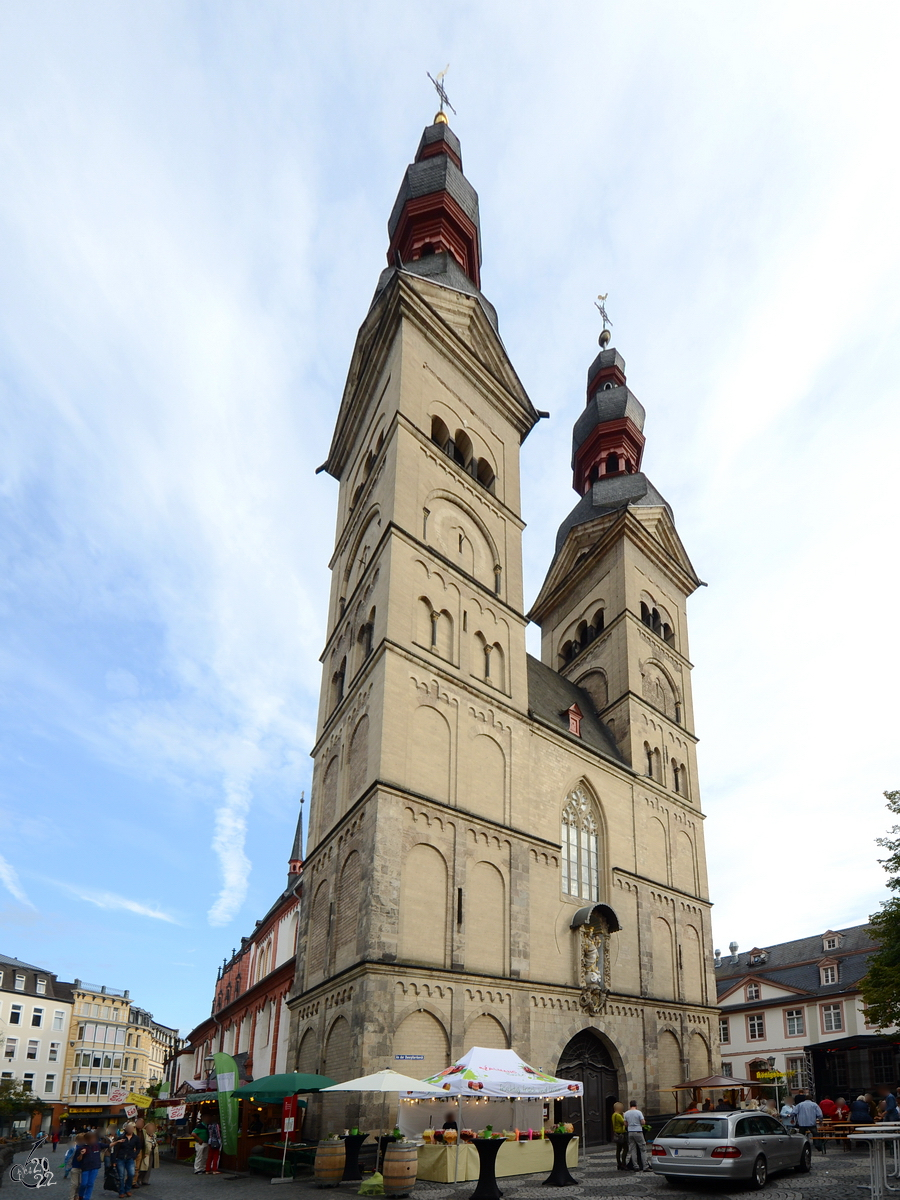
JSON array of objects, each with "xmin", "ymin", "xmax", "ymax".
[{"xmin": 286, "ymin": 116, "xmax": 718, "ymax": 1138}]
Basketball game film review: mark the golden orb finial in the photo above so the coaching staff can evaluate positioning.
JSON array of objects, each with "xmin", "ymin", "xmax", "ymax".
[{"xmin": 434, "ymin": 110, "xmax": 449, "ymax": 125}]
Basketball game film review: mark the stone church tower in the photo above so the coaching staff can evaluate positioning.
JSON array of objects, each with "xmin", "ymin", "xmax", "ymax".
[{"xmin": 287, "ymin": 116, "xmax": 718, "ymax": 1138}]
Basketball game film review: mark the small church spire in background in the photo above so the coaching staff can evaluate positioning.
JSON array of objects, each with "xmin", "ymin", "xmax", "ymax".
[
  {"xmin": 427, "ymin": 65, "xmax": 456, "ymax": 124},
  {"xmin": 288, "ymin": 791, "xmax": 304, "ymax": 879},
  {"xmin": 594, "ymin": 293, "xmax": 613, "ymax": 349}
]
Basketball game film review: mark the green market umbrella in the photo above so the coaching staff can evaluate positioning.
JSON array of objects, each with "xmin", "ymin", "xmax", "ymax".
[{"xmin": 231, "ymin": 1072, "xmax": 336, "ymax": 1102}]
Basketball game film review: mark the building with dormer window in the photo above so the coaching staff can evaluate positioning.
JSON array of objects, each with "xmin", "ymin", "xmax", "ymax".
[
  {"xmin": 285, "ymin": 112, "xmax": 720, "ymax": 1142},
  {"xmin": 715, "ymin": 924, "xmax": 897, "ymax": 1099}
]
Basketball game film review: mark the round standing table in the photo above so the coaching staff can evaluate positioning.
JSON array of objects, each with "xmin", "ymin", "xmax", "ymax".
[
  {"xmin": 543, "ymin": 1132, "xmax": 579, "ymax": 1187},
  {"xmin": 341, "ymin": 1132, "xmax": 370, "ymax": 1181},
  {"xmin": 469, "ymin": 1137, "xmax": 504, "ymax": 1200},
  {"xmin": 848, "ymin": 1127, "xmax": 900, "ymax": 1200}
]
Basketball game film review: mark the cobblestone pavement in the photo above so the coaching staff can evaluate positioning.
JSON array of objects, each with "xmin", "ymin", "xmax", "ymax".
[{"xmin": 5, "ymin": 1144, "xmax": 874, "ymax": 1199}]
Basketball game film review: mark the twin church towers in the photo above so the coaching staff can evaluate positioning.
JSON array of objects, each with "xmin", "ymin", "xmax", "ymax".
[{"xmin": 287, "ymin": 115, "xmax": 717, "ymax": 1134}]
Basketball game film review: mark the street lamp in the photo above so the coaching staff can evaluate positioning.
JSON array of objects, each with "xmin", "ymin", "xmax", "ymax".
[{"xmin": 766, "ymin": 1057, "xmax": 781, "ymax": 1110}]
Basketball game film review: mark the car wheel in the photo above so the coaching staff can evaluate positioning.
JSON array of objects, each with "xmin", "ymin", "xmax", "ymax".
[
  {"xmin": 795, "ymin": 1144, "xmax": 812, "ymax": 1173},
  {"xmin": 748, "ymin": 1155, "xmax": 767, "ymax": 1189}
]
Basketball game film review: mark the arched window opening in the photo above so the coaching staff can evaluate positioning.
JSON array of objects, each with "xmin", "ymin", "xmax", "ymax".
[
  {"xmin": 593, "ymin": 609, "xmax": 605, "ymax": 635},
  {"xmin": 672, "ymin": 763, "xmax": 681, "ymax": 794},
  {"xmin": 476, "ymin": 458, "xmax": 496, "ymax": 492},
  {"xmin": 645, "ymin": 742, "xmax": 655, "ymax": 779},
  {"xmin": 640, "ymin": 602, "xmax": 651, "ymax": 627},
  {"xmin": 606, "ymin": 452, "xmax": 619, "ymax": 474},
  {"xmin": 662, "ymin": 622, "xmax": 673, "ymax": 643},
  {"xmin": 364, "ymin": 451, "xmax": 374, "ymax": 478},
  {"xmin": 490, "ymin": 643, "xmax": 505, "ymax": 690},
  {"xmin": 431, "ymin": 415, "xmax": 451, "ymax": 453},
  {"xmin": 602, "ymin": 381, "xmax": 614, "ymax": 391},
  {"xmin": 576, "ymin": 620, "xmax": 589, "ymax": 650},
  {"xmin": 332, "ymin": 657, "xmax": 346, "ymax": 710},
  {"xmin": 420, "ymin": 242, "xmax": 435, "ymax": 257},
  {"xmin": 561, "ymin": 788, "xmax": 600, "ymax": 901},
  {"xmin": 453, "ymin": 429, "xmax": 473, "ymax": 470},
  {"xmin": 493, "ymin": 563, "xmax": 502, "ymax": 595},
  {"xmin": 651, "ymin": 607, "xmax": 662, "ymax": 636},
  {"xmin": 674, "ymin": 701, "xmax": 682, "ymax": 725},
  {"xmin": 351, "ymin": 483, "xmax": 364, "ymax": 510},
  {"xmin": 559, "ymin": 640, "xmax": 574, "ymax": 668},
  {"xmin": 625, "ymin": 459, "xmax": 634, "ymax": 474},
  {"xmin": 376, "ymin": 431, "xmax": 384, "ymax": 454}
]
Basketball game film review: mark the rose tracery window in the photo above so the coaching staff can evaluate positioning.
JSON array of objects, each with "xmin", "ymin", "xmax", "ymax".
[{"xmin": 561, "ymin": 789, "xmax": 600, "ymax": 901}]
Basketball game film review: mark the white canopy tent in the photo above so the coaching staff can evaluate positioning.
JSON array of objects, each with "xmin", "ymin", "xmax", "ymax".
[{"xmin": 402, "ymin": 1047, "xmax": 585, "ymax": 1161}]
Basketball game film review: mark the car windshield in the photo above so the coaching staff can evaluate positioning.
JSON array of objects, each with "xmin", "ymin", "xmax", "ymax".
[{"xmin": 659, "ymin": 1118, "xmax": 729, "ymax": 1139}]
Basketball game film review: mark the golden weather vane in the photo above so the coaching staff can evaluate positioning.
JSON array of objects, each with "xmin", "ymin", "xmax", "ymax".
[
  {"xmin": 427, "ymin": 65, "xmax": 457, "ymax": 122},
  {"xmin": 594, "ymin": 293, "xmax": 613, "ymax": 348}
]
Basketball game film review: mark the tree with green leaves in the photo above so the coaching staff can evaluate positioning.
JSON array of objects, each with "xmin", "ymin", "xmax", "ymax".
[
  {"xmin": 860, "ymin": 789, "xmax": 900, "ymax": 1030},
  {"xmin": 0, "ymin": 1077, "xmax": 49, "ymax": 1125}
]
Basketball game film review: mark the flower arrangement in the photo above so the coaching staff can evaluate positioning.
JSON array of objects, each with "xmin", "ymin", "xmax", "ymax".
[{"xmin": 553, "ymin": 1122, "xmax": 575, "ymax": 1134}]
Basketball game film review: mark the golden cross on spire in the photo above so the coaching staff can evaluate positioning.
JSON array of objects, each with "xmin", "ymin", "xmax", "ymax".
[
  {"xmin": 427, "ymin": 66, "xmax": 457, "ymax": 122},
  {"xmin": 594, "ymin": 293, "xmax": 613, "ymax": 348}
]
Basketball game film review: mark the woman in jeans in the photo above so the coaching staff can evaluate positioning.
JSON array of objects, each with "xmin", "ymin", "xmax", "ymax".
[{"xmin": 110, "ymin": 1122, "xmax": 142, "ymax": 1197}]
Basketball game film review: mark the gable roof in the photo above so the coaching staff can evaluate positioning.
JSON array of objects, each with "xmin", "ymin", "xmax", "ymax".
[{"xmin": 526, "ymin": 654, "xmax": 624, "ymax": 765}]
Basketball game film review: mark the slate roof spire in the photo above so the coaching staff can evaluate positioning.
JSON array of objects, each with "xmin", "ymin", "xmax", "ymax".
[
  {"xmin": 287, "ymin": 793, "xmax": 304, "ymax": 881},
  {"xmin": 386, "ymin": 120, "xmax": 482, "ymax": 289}
]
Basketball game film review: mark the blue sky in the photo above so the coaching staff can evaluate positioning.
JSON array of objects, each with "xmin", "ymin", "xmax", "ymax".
[{"xmin": 0, "ymin": 2, "xmax": 898, "ymax": 1039}]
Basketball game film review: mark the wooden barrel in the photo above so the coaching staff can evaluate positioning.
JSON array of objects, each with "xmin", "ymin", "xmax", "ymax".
[
  {"xmin": 383, "ymin": 1141, "xmax": 418, "ymax": 1197},
  {"xmin": 314, "ymin": 1140, "xmax": 346, "ymax": 1187}
]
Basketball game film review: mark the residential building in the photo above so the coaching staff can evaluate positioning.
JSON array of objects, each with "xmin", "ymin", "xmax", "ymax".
[
  {"xmin": 286, "ymin": 112, "xmax": 718, "ymax": 1141},
  {"xmin": 0, "ymin": 953, "xmax": 74, "ymax": 1131},
  {"xmin": 62, "ymin": 980, "xmax": 133, "ymax": 1125},
  {"xmin": 149, "ymin": 1019, "xmax": 183, "ymax": 1090},
  {"xmin": 716, "ymin": 925, "xmax": 899, "ymax": 1099},
  {"xmin": 178, "ymin": 815, "xmax": 302, "ymax": 1089}
]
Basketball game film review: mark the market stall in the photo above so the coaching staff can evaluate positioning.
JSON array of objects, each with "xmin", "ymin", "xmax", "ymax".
[{"xmin": 403, "ymin": 1047, "xmax": 583, "ymax": 1182}]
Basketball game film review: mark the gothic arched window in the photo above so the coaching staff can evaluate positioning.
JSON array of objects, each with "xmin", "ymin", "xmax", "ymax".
[{"xmin": 561, "ymin": 789, "xmax": 600, "ymax": 901}]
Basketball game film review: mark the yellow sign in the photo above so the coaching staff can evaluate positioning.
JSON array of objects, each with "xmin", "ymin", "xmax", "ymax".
[{"xmin": 125, "ymin": 1093, "xmax": 153, "ymax": 1109}]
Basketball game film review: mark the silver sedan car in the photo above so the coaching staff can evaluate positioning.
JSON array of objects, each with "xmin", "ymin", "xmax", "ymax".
[{"xmin": 650, "ymin": 1112, "xmax": 812, "ymax": 1188}]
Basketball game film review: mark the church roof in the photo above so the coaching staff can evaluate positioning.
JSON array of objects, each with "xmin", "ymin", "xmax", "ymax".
[
  {"xmin": 526, "ymin": 654, "xmax": 623, "ymax": 763},
  {"xmin": 372, "ymin": 257, "xmax": 499, "ymax": 331},
  {"xmin": 554, "ymin": 472, "xmax": 673, "ymax": 556}
]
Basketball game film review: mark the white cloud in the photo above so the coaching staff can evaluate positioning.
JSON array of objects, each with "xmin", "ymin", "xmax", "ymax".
[
  {"xmin": 61, "ymin": 885, "xmax": 178, "ymax": 924},
  {"xmin": 0, "ymin": 854, "xmax": 34, "ymax": 908}
]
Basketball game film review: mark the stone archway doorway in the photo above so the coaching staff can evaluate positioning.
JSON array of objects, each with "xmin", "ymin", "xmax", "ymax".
[{"xmin": 556, "ymin": 1029, "xmax": 621, "ymax": 1145}]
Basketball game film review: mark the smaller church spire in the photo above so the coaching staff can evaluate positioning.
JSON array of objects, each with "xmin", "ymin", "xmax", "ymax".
[
  {"xmin": 571, "ymin": 340, "xmax": 646, "ymax": 496},
  {"xmin": 287, "ymin": 792, "xmax": 304, "ymax": 880}
]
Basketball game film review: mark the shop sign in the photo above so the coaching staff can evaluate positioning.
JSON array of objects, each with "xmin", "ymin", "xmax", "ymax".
[
  {"xmin": 109, "ymin": 1088, "xmax": 128, "ymax": 1104},
  {"xmin": 124, "ymin": 1105, "xmax": 138, "ymax": 1118},
  {"xmin": 395, "ymin": 1055, "xmax": 424, "ymax": 1060},
  {"xmin": 282, "ymin": 1095, "xmax": 297, "ymax": 1135},
  {"xmin": 125, "ymin": 1092, "xmax": 153, "ymax": 1109},
  {"xmin": 170, "ymin": 1105, "xmax": 186, "ymax": 1120}
]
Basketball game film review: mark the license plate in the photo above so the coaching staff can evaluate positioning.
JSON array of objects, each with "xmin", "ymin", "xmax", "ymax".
[{"xmin": 672, "ymin": 1149, "xmax": 703, "ymax": 1157}]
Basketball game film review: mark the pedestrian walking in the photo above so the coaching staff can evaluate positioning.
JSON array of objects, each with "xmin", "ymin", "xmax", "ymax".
[
  {"xmin": 624, "ymin": 1101, "xmax": 651, "ymax": 1171},
  {"xmin": 192, "ymin": 1117, "xmax": 210, "ymax": 1175},
  {"xmin": 64, "ymin": 1133, "xmax": 85, "ymax": 1200},
  {"xmin": 205, "ymin": 1119, "xmax": 222, "ymax": 1174},
  {"xmin": 794, "ymin": 1095, "xmax": 823, "ymax": 1152},
  {"xmin": 135, "ymin": 1120, "xmax": 160, "ymax": 1187},
  {"xmin": 110, "ymin": 1121, "xmax": 142, "ymax": 1197},
  {"xmin": 72, "ymin": 1131, "xmax": 109, "ymax": 1200},
  {"xmin": 611, "ymin": 1103, "xmax": 628, "ymax": 1171},
  {"xmin": 51, "ymin": 1129, "xmax": 60, "ymax": 1151}
]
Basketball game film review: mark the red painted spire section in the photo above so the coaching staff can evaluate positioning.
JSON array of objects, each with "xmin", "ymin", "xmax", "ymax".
[
  {"xmin": 386, "ymin": 119, "xmax": 482, "ymax": 289},
  {"xmin": 571, "ymin": 348, "xmax": 647, "ymax": 495}
]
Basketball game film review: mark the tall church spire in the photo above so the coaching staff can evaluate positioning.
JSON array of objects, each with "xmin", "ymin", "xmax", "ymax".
[
  {"xmin": 386, "ymin": 121, "xmax": 482, "ymax": 289},
  {"xmin": 287, "ymin": 793, "xmax": 304, "ymax": 881}
]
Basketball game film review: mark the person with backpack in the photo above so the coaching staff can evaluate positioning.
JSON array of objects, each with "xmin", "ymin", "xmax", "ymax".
[
  {"xmin": 63, "ymin": 1133, "xmax": 85, "ymax": 1199},
  {"xmin": 204, "ymin": 1118, "xmax": 222, "ymax": 1174}
]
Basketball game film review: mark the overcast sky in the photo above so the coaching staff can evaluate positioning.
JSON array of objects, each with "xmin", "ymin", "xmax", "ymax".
[{"xmin": 0, "ymin": 2, "xmax": 897, "ymax": 1042}]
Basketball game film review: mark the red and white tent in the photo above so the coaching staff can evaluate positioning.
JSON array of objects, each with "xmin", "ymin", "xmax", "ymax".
[{"xmin": 414, "ymin": 1046, "xmax": 583, "ymax": 1098}]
